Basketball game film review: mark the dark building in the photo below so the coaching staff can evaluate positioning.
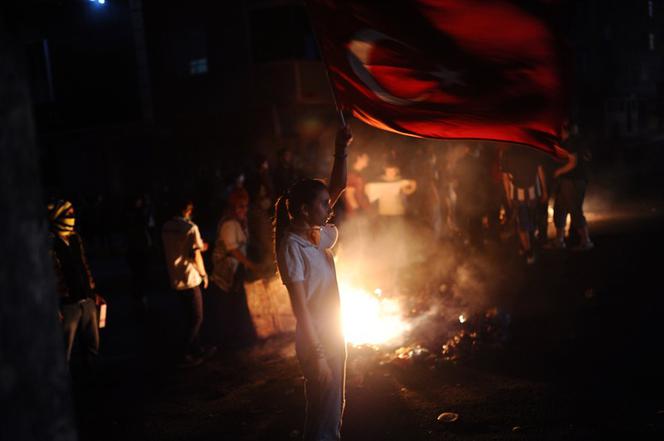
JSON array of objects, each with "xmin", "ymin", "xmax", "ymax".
[
  {"xmin": 19, "ymin": 0, "xmax": 337, "ymax": 197},
  {"xmin": 569, "ymin": 0, "xmax": 664, "ymax": 141},
  {"xmin": 15, "ymin": 0, "xmax": 664, "ymax": 194}
]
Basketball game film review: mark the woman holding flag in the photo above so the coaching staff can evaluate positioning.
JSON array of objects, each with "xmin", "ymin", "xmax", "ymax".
[{"xmin": 274, "ymin": 125, "xmax": 351, "ymax": 441}]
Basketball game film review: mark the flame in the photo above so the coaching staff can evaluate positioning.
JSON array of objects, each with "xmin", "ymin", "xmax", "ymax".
[{"xmin": 338, "ymin": 281, "xmax": 410, "ymax": 346}]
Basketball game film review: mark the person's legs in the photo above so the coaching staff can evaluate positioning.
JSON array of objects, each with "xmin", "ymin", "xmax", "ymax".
[
  {"xmin": 303, "ymin": 374, "xmax": 323, "ymax": 441},
  {"xmin": 515, "ymin": 203, "xmax": 537, "ymax": 263},
  {"xmin": 189, "ymin": 285, "xmax": 204, "ymax": 354},
  {"xmin": 515, "ymin": 205, "xmax": 531, "ymax": 251},
  {"xmin": 570, "ymin": 180, "xmax": 593, "ymax": 249},
  {"xmin": 553, "ymin": 180, "xmax": 573, "ymax": 246},
  {"xmin": 301, "ymin": 353, "xmax": 346, "ymax": 441},
  {"xmin": 62, "ymin": 302, "xmax": 82, "ymax": 363},
  {"xmin": 318, "ymin": 354, "xmax": 346, "ymax": 441},
  {"xmin": 179, "ymin": 286, "xmax": 203, "ymax": 357},
  {"xmin": 535, "ymin": 199, "xmax": 549, "ymax": 244},
  {"xmin": 79, "ymin": 298, "xmax": 100, "ymax": 359}
]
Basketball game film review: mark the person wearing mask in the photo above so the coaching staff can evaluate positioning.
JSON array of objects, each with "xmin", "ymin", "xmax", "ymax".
[
  {"xmin": 48, "ymin": 199, "xmax": 101, "ymax": 367},
  {"xmin": 274, "ymin": 125, "xmax": 351, "ymax": 441}
]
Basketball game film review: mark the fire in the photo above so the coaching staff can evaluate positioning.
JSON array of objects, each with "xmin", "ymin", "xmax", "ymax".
[{"xmin": 338, "ymin": 281, "xmax": 410, "ymax": 346}]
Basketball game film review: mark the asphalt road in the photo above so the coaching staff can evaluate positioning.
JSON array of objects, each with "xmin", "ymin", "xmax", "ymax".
[{"xmin": 71, "ymin": 200, "xmax": 664, "ymax": 441}]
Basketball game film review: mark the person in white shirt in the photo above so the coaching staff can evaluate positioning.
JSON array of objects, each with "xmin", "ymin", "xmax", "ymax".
[
  {"xmin": 274, "ymin": 125, "xmax": 351, "ymax": 441},
  {"xmin": 364, "ymin": 160, "xmax": 417, "ymax": 216},
  {"xmin": 162, "ymin": 198, "xmax": 210, "ymax": 365}
]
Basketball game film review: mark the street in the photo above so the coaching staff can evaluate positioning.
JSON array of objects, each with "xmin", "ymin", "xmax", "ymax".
[{"xmin": 72, "ymin": 200, "xmax": 664, "ymax": 441}]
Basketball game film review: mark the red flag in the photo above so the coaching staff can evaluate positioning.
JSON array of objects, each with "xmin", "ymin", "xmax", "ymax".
[{"xmin": 307, "ymin": 0, "xmax": 569, "ymax": 154}]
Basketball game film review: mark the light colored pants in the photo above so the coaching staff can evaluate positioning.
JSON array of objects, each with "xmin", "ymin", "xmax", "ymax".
[
  {"xmin": 298, "ymin": 349, "xmax": 346, "ymax": 441},
  {"xmin": 62, "ymin": 298, "xmax": 99, "ymax": 363}
]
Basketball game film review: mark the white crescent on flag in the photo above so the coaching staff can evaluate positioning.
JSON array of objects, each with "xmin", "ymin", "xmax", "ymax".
[
  {"xmin": 347, "ymin": 29, "xmax": 464, "ymax": 106},
  {"xmin": 347, "ymin": 29, "xmax": 428, "ymax": 106}
]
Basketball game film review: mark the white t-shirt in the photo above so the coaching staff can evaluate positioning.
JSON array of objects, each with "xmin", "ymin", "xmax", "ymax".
[
  {"xmin": 276, "ymin": 224, "xmax": 344, "ymax": 352},
  {"xmin": 162, "ymin": 217, "xmax": 205, "ymax": 290},
  {"xmin": 211, "ymin": 218, "xmax": 248, "ymax": 292},
  {"xmin": 365, "ymin": 180, "xmax": 413, "ymax": 216}
]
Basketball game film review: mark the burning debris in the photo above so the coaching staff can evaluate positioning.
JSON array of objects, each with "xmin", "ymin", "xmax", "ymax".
[
  {"xmin": 333, "ymin": 244, "xmax": 513, "ymax": 367},
  {"xmin": 441, "ymin": 307, "xmax": 511, "ymax": 363},
  {"xmin": 384, "ymin": 344, "xmax": 433, "ymax": 367}
]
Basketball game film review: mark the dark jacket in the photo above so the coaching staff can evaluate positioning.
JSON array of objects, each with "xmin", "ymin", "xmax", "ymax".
[{"xmin": 51, "ymin": 233, "xmax": 96, "ymax": 304}]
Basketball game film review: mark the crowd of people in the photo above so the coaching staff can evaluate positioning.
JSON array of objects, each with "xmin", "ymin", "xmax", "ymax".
[{"xmin": 46, "ymin": 122, "xmax": 594, "ymax": 438}]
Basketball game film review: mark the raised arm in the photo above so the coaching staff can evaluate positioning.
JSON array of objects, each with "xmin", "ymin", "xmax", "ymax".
[
  {"xmin": 329, "ymin": 125, "xmax": 352, "ymax": 208},
  {"xmin": 553, "ymin": 145, "xmax": 577, "ymax": 178}
]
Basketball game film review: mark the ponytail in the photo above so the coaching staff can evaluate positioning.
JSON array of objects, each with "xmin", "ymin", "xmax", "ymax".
[
  {"xmin": 273, "ymin": 194, "xmax": 291, "ymax": 255},
  {"xmin": 273, "ymin": 178, "xmax": 328, "ymax": 255}
]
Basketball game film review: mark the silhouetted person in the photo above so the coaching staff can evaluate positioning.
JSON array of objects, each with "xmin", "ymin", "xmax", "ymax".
[
  {"xmin": 365, "ymin": 159, "xmax": 417, "ymax": 218},
  {"xmin": 162, "ymin": 198, "xmax": 213, "ymax": 367},
  {"xmin": 501, "ymin": 146, "xmax": 548, "ymax": 264},
  {"xmin": 48, "ymin": 200, "xmax": 100, "ymax": 368},
  {"xmin": 551, "ymin": 124, "xmax": 594, "ymax": 250}
]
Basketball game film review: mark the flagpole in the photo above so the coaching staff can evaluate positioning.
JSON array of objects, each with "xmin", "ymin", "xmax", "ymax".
[{"xmin": 304, "ymin": 0, "xmax": 346, "ymax": 127}]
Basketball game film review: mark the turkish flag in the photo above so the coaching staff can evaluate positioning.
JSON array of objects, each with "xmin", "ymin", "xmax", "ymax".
[{"xmin": 307, "ymin": 0, "xmax": 569, "ymax": 155}]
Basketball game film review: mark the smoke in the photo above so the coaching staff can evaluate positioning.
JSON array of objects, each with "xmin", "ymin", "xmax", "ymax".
[{"xmin": 335, "ymin": 211, "xmax": 508, "ymax": 350}]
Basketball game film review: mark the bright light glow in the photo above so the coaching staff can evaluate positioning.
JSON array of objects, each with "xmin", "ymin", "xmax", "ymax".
[
  {"xmin": 374, "ymin": 288, "xmax": 382, "ymax": 296},
  {"xmin": 98, "ymin": 0, "xmax": 106, "ymax": 4},
  {"xmin": 459, "ymin": 314, "xmax": 467, "ymax": 324},
  {"xmin": 339, "ymin": 281, "xmax": 410, "ymax": 346}
]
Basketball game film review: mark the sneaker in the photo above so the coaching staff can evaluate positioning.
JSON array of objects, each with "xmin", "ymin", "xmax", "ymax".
[{"xmin": 177, "ymin": 354, "xmax": 204, "ymax": 369}]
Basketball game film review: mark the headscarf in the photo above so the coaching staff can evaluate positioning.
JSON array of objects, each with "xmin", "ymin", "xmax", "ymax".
[{"xmin": 47, "ymin": 199, "xmax": 76, "ymax": 235}]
